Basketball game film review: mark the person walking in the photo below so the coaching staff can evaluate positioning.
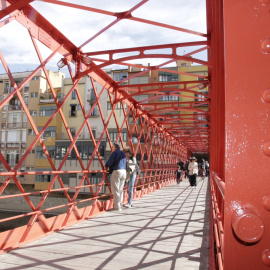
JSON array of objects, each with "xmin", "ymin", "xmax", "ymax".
[
  {"xmin": 205, "ymin": 160, "xmax": 209, "ymax": 176},
  {"xmin": 105, "ymin": 142, "xmax": 126, "ymax": 211},
  {"xmin": 184, "ymin": 159, "xmax": 189, "ymax": 179},
  {"xmin": 123, "ymin": 146, "xmax": 137, "ymax": 208},
  {"xmin": 176, "ymin": 165, "xmax": 182, "ymax": 185},
  {"xmin": 188, "ymin": 157, "xmax": 199, "ymax": 189},
  {"xmin": 177, "ymin": 158, "xmax": 184, "ymax": 170},
  {"xmin": 201, "ymin": 159, "xmax": 206, "ymax": 180}
]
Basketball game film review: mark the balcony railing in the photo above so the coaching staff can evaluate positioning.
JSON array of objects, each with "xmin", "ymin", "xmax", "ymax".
[
  {"xmin": 87, "ymin": 93, "xmax": 96, "ymax": 102},
  {"xmin": 8, "ymin": 105, "xmax": 22, "ymax": 111},
  {"xmin": 39, "ymin": 93, "xmax": 64, "ymax": 103},
  {"xmin": 6, "ymin": 142, "xmax": 20, "ymax": 148},
  {"xmin": 6, "ymin": 122, "xmax": 27, "ymax": 129}
]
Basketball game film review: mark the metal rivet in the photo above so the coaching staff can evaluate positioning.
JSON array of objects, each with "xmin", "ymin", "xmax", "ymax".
[
  {"xmin": 262, "ymin": 89, "xmax": 270, "ymax": 103},
  {"xmin": 263, "ymin": 141, "xmax": 270, "ymax": 156},
  {"xmin": 261, "ymin": 39, "xmax": 270, "ymax": 54},
  {"xmin": 262, "ymin": 249, "xmax": 270, "ymax": 267},
  {"xmin": 231, "ymin": 207, "xmax": 264, "ymax": 243},
  {"xmin": 259, "ymin": 0, "xmax": 270, "ymax": 4},
  {"xmin": 263, "ymin": 195, "xmax": 270, "ymax": 211}
]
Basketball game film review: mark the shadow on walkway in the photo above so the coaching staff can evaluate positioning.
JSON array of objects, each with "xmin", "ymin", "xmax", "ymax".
[{"xmin": 0, "ymin": 178, "xmax": 209, "ymax": 270}]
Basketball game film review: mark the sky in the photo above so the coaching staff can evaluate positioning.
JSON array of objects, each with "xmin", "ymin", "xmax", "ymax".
[{"xmin": 0, "ymin": 0, "xmax": 207, "ymax": 77}]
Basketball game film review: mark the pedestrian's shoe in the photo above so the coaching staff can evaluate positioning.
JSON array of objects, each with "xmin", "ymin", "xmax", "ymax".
[
  {"xmin": 195, "ymin": 186, "xmax": 197, "ymax": 189},
  {"xmin": 124, "ymin": 203, "xmax": 132, "ymax": 208}
]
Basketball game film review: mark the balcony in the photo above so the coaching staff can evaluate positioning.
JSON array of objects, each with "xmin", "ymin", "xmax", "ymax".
[
  {"xmin": 7, "ymin": 122, "xmax": 27, "ymax": 129},
  {"xmin": 8, "ymin": 105, "xmax": 22, "ymax": 111},
  {"xmin": 40, "ymin": 93, "xmax": 64, "ymax": 104},
  {"xmin": 6, "ymin": 142, "xmax": 20, "ymax": 148},
  {"xmin": 87, "ymin": 92, "xmax": 96, "ymax": 102}
]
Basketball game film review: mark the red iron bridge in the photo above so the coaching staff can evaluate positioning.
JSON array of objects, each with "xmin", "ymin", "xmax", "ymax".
[{"xmin": 0, "ymin": 1, "xmax": 270, "ymax": 269}]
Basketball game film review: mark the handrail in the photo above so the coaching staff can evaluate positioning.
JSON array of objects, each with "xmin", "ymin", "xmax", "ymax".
[
  {"xmin": 213, "ymin": 172, "xmax": 225, "ymax": 199},
  {"xmin": 210, "ymin": 171, "xmax": 225, "ymax": 270}
]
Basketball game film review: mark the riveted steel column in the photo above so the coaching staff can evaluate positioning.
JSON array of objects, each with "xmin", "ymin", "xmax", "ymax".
[{"xmin": 223, "ymin": 0, "xmax": 270, "ymax": 269}]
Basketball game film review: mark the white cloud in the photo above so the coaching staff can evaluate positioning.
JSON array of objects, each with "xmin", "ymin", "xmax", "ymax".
[{"xmin": 0, "ymin": 0, "xmax": 207, "ymax": 75}]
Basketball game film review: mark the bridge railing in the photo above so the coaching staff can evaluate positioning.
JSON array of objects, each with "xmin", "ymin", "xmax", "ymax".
[
  {"xmin": 0, "ymin": 68, "xmax": 184, "ymax": 253},
  {"xmin": 210, "ymin": 171, "xmax": 225, "ymax": 270}
]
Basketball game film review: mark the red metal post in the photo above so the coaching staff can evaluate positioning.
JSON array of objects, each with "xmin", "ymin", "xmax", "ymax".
[{"xmin": 223, "ymin": 0, "xmax": 270, "ymax": 269}]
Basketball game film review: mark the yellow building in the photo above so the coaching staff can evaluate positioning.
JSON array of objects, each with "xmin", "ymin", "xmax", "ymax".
[{"xmin": 0, "ymin": 70, "xmax": 65, "ymax": 190}]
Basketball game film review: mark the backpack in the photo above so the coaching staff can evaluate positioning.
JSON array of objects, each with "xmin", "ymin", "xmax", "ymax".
[{"xmin": 135, "ymin": 163, "xmax": 141, "ymax": 175}]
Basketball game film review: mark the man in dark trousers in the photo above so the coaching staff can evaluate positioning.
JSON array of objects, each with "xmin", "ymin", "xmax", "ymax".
[{"xmin": 105, "ymin": 142, "xmax": 126, "ymax": 211}]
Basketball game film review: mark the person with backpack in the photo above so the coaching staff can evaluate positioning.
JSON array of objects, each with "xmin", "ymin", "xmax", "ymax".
[
  {"xmin": 105, "ymin": 142, "xmax": 126, "ymax": 212},
  {"xmin": 123, "ymin": 146, "xmax": 138, "ymax": 208}
]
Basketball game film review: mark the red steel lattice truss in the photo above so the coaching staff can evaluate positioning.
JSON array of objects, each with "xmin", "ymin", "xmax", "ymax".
[{"xmin": 0, "ymin": 0, "xmax": 270, "ymax": 269}]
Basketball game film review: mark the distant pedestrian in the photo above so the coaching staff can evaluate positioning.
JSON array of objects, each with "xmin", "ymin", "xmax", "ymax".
[
  {"xmin": 123, "ymin": 146, "xmax": 137, "ymax": 208},
  {"xmin": 177, "ymin": 158, "xmax": 184, "ymax": 170},
  {"xmin": 201, "ymin": 159, "xmax": 206, "ymax": 180},
  {"xmin": 176, "ymin": 165, "xmax": 182, "ymax": 185},
  {"xmin": 184, "ymin": 159, "xmax": 189, "ymax": 179},
  {"xmin": 205, "ymin": 161, "xmax": 209, "ymax": 176},
  {"xmin": 105, "ymin": 142, "xmax": 126, "ymax": 211},
  {"xmin": 188, "ymin": 157, "xmax": 198, "ymax": 189}
]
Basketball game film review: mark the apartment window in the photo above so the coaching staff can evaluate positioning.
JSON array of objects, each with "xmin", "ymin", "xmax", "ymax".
[
  {"xmin": 71, "ymin": 89, "xmax": 76, "ymax": 100},
  {"xmin": 30, "ymin": 110, "xmax": 37, "ymax": 116},
  {"xmin": 39, "ymin": 106, "xmax": 56, "ymax": 117},
  {"xmin": 70, "ymin": 128, "xmax": 76, "ymax": 138},
  {"xmin": 30, "ymin": 92, "xmax": 38, "ymax": 98},
  {"xmin": 113, "ymin": 73, "xmax": 119, "ymax": 81},
  {"xmin": 26, "ymin": 167, "xmax": 35, "ymax": 171},
  {"xmin": 36, "ymin": 146, "xmax": 55, "ymax": 159},
  {"xmin": 132, "ymin": 135, "xmax": 138, "ymax": 144},
  {"xmin": 2, "ymin": 113, "xmax": 6, "ymax": 123},
  {"xmin": 70, "ymin": 104, "xmax": 77, "ymax": 117},
  {"xmin": 13, "ymin": 114, "xmax": 18, "ymax": 123},
  {"xmin": 109, "ymin": 131, "xmax": 117, "ymax": 142},
  {"xmin": 32, "ymin": 76, "xmax": 39, "ymax": 80},
  {"xmin": 90, "ymin": 105, "xmax": 99, "ymax": 116},
  {"xmin": 107, "ymin": 102, "xmax": 112, "ymax": 110},
  {"xmin": 62, "ymin": 174, "xmax": 70, "ymax": 185},
  {"xmin": 78, "ymin": 104, "xmax": 81, "ymax": 110},
  {"xmin": 158, "ymin": 95, "xmax": 179, "ymax": 101},
  {"xmin": 24, "ymin": 94, "xmax": 29, "ymax": 105},
  {"xmin": 129, "ymin": 116, "xmax": 139, "ymax": 124},
  {"xmin": 121, "ymin": 132, "xmax": 127, "ymax": 142},
  {"xmin": 36, "ymin": 173, "xmax": 51, "ymax": 182},
  {"xmin": 4, "ymin": 82, "xmax": 9, "ymax": 88},
  {"xmin": 6, "ymin": 150, "xmax": 19, "ymax": 165},
  {"xmin": 43, "ymin": 130, "xmax": 56, "ymax": 138},
  {"xmin": 195, "ymin": 91, "xmax": 208, "ymax": 106}
]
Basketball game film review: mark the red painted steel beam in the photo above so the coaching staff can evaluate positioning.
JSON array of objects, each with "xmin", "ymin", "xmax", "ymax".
[{"xmin": 222, "ymin": 0, "xmax": 270, "ymax": 269}]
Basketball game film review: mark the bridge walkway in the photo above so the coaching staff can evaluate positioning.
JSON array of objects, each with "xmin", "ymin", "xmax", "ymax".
[{"xmin": 0, "ymin": 177, "xmax": 209, "ymax": 270}]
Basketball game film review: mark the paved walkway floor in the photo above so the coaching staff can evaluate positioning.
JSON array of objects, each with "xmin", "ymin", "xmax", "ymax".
[{"xmin": 0, "ymin": 177, "xmax": 209, "ymax": 270}]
